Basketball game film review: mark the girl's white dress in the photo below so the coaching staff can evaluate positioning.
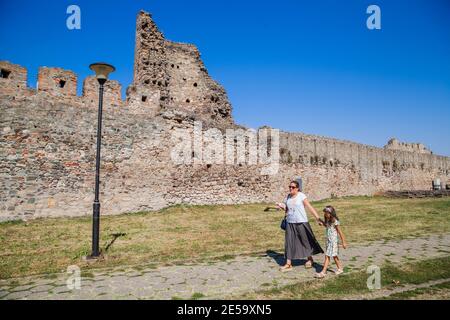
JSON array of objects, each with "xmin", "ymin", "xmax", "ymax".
[{"xmin": 326, "ymin": 220, "xmax": 340, "ymax": 257}]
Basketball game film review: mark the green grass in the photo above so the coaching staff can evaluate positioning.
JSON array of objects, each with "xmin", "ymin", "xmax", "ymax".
[
  {"xmin": 1, "ymin": 196, "xmax": 450, "ymax": 279},
  {"xmin": 191, "ymin": 292, "xmax": 205, "ymax": 300},
  {"xmin": 379, "ymin": 281, "xmax": 450, "ymax": 300},
  {"xmin": 239, "ymin": 256, "xmax": 450, "ymax": 300}
]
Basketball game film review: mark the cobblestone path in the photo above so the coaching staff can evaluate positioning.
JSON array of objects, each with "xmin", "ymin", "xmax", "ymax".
[{"xmin": 1, "ymin": 233, "xmax": 450, "ymax": 300}]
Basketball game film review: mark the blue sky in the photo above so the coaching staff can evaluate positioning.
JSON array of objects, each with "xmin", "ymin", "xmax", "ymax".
[{"xmin": 1, "ymin": 0, "xmax": 449, "ymax": 155}]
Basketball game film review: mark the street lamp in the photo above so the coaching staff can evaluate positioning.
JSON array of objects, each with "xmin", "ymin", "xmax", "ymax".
[{"xmin": 88, "ymin": 62, "xmax": 115, "ymax": 258}]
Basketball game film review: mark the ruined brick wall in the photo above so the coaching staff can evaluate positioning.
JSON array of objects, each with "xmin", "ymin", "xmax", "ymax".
[
  {"xmin": 82, "ymin": 76, "xmax": 123, "ymax": 108},
  {"xmin": 0, "ymin": 95, "xmax": 173, "ymax": 221}
]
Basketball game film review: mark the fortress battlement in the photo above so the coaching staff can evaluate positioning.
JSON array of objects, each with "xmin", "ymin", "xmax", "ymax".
[{"xmin": 0, "ymin": 60, "xmax": 123, "ymax": 108}]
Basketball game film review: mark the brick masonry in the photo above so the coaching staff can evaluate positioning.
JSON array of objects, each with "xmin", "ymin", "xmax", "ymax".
[
  {"xmin": 0, "ymin": 10, "xmax": 449, "ymax": 221},
  {"xmin": 0, "ymin": 61, "xmax": 33, "ymax": 98},
  {"xmin": 37, "ymin": 67, "xmax": 77, "ymax": 98},
  {"xmin": 82, "ymin": 76, "xmax": 123, "ymax": 108}
]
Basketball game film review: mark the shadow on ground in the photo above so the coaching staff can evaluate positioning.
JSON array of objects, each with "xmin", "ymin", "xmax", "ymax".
[
  {"xmin": 104, "ymin": 233, "xmax": 127, "ymax": 252},
  {"xmin": 266, "ymin": 250, "xmax": 323, "ymax": 272}
]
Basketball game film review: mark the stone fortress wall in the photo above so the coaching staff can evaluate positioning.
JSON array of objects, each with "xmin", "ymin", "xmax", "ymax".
[{"xmin": 0, "ymin": 10, "xmax": 449, "ymax": 221}]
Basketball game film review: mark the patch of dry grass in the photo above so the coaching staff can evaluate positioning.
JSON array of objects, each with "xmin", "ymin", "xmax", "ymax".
[{"xmin": 1, "ymin": 196, "xmax": 449, "ymax": 279}]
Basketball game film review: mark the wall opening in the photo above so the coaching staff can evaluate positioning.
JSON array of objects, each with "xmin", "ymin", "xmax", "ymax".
[
  {"xmin": 58, "ymin": 80, "xmax": 66, "ymax": 88},
  {"xmin": 0, "ymin": 69, "xmax": 11, "ymax": 79},
  {"xmin": 186, "ymin": 99, "xmax": 190, "ymax": 103},
  {"xmin": 142, "ymin": 96, "xmax": 147, "ymax": 102},
  {"xmin": 193, "ymin": 82, "xmax": 197, "ymax": 87}
]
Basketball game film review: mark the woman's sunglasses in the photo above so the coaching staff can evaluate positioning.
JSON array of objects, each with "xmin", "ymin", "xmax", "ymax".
[{"xmin": 289, "ymin": 186, "xmax": 298, "ymax": 189}]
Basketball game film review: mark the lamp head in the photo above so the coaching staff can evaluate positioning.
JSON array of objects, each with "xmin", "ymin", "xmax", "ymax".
[{"xmin": 89, "ymin": 63, "xmax": 115, "ymax": 83}]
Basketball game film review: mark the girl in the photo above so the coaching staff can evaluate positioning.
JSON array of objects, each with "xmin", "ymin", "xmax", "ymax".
[{"xmin": 315, "ymin": 205, "xmax": 348, "ymax": 278}]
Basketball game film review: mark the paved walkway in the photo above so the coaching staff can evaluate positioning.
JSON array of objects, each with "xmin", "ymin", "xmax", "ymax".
[{"xmin": 1, "ymin": 233, "xmax": 450, "ymax": 300}]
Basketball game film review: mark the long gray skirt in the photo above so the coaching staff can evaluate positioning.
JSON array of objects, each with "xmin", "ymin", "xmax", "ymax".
[{"xmin": 285, "ymin": 222, "xmax": 324, "ymax": 260}]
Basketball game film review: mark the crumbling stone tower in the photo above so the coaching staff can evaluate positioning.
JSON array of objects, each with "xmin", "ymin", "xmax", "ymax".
[
  {"xmin": 127, "ymin": 11, "xmax": 169, "ymax": 113},
  {"xmin": 127, "ymin": 10, "xmax": 233, "ymax": 125}
]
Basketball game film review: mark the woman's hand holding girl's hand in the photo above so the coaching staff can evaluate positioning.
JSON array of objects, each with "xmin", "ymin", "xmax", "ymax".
[{"xmin": 316, "ymin": 218, "xmax": 324, "ymax": 226}]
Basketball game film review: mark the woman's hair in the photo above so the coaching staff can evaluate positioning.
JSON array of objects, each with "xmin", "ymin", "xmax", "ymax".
[
  {"xmin": 323, "ymin": 205, "xmax": 339, "ymax": 225},
  {"xmin": 290, "ymin": 180, "xmax": 300, "ymax": 189}
]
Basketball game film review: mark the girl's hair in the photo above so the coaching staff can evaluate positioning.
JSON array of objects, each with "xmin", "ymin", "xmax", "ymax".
[{"xmin": 323, "ymin": 205, "xmax": 339, "ymax": 225}]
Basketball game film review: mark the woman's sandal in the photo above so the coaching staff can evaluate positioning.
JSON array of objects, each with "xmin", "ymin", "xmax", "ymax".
[{"xmin": 280, "ymin": 264, "xmax": 293, "ymax": 272}]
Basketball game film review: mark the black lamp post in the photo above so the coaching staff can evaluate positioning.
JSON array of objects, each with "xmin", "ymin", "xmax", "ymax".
[{"xmin": 88, "ymin": 62, "xmax": 115, "ymax": 258}]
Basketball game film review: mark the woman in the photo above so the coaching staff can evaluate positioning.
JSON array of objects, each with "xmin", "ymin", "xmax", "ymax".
[{"xmin": 276, "ymin": 180, "xmax": 324, "ymax": 272}]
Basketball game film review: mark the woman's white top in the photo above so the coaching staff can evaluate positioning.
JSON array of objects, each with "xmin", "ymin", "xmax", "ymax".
[{"xmin": 284, "ymin": 192, "xmax": 308, "ymax": 223}]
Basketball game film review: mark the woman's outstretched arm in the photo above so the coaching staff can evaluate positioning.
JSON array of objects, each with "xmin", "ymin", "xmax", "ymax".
[{"xmin": 303, "ymin": 199, "xmax": 322, "ymax": 224}]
